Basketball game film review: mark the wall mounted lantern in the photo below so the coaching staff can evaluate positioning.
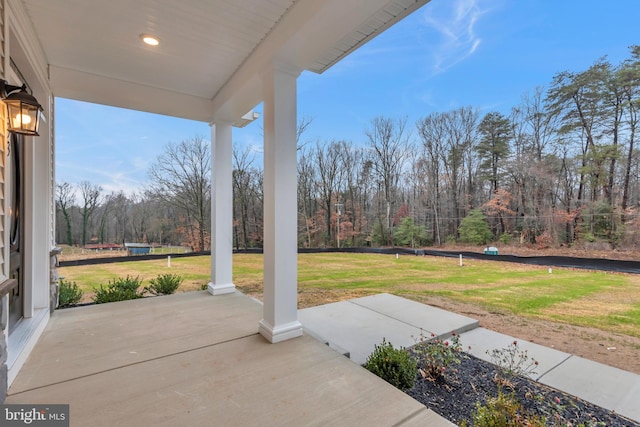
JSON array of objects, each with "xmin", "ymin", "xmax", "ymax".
[{"xmin": 0, "ymin": 80, "xmax": 43, "ymax": 136}]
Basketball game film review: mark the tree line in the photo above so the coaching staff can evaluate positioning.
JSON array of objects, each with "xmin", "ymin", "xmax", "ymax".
[
  {"xmin": 56, "ymin": 46, "xmax": 640, "ymax": 251},
  {"xmin": 55, "ymin": 136, "xmax": 211, "ymax": 251}
]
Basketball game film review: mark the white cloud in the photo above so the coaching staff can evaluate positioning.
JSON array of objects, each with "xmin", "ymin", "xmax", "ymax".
[
  {"xmin": 131, "ymin": 156, "xmax": 150, "ymax": 171},
  {"xmin": 421, "ymin": 0, "xmax": 488, "ymax": 74}
]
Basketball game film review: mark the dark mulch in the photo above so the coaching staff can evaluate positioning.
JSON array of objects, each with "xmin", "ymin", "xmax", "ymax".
[{"xmin": 405, "ymin": 353, "xmax": 639, "ymax": 426}]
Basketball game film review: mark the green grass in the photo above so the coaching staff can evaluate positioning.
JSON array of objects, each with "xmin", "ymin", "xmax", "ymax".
[
  {"xmin": 150, "ymin": 246, "xmax": 191, "ymax": 255},
  {"xmin": 59, "ymin": 252, "xmax": 640, "ymax": 337},
  {"xmin": 60, "ymin": 256, "xmax": 212, "ymax": 294}
]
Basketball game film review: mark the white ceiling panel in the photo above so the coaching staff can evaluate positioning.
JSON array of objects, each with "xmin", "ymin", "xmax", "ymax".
[{"xmin": 15, "ymin": 0, "xmax": 430, "ymax": 123}]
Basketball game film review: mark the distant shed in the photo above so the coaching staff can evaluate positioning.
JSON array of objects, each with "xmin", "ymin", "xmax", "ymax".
[
  {"xmin": 483, "ymin": 246, "xmax": 499, "ymax": 255},
  {"xmin": 124, "ymin": 243, "xmax": 152, "ymax": 256}
]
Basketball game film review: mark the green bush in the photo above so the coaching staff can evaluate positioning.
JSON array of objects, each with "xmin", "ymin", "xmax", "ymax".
[
  {"xmin": 364, "ymin": 338, "xmax": 417, "ymax": 391},
  {"xmin": 499, "ymin": 232, "xmax": 512, "ymax": 245},
  {"xmin": 145, "ymin": 273, "xmax": 183, "ymax": 295},
  {"xmin": 57, "ymin": 279, "xmax": 83, "ymax": 308},
  {"xmin": 93, "ymin": 275, "xmax": 144, "ymax": 304}
]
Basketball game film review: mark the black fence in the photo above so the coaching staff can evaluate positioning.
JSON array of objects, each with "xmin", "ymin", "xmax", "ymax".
[{"xmin": 58, "ymin": 247, "xmax": 640, "ymax": 274}]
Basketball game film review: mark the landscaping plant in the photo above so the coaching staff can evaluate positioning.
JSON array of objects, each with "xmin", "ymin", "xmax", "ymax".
[
  {"xmin": 487, "ymin": 340, "xmax": 539, "ymax": 387},
  {"xmin": 93, "ymin": 275, "xmax": 145, "ymax": 304},
  {"xmin": 413, "ymin": 331, "xmax": 464, "ymax": 380},
  {"xmin": 145, "ymin": 273, "xmax": 183, "ymax": 295},
  {"xmin": 364, "ymin": 338, "xmax": 417, "ymax": 391},
  {"xmin": 57, "ymin": 279, "xmax": 83, "ymax": 308},
  {"xmin": 464, "ymin": 390, "xmax": 546, "ymax": 427}
]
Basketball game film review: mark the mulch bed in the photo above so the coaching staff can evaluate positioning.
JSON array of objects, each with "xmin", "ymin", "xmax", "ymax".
[{"xmin": 405, "ymin": 353, "xmax": 639, "ymax": 426}]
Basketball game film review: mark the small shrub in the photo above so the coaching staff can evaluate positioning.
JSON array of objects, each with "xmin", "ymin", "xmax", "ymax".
[
  {"xmin": 467, "ymin": 391, "xmax": 546, "ymax": 427},
  {"xmin": 57, "ymin": 279, "xmax": 83, "ymax": 308},
  {"xmin": 200, "ymin": 283, "xmax": 209, "ymax": 291},
  {"xmin": 145, "ymin": 273, "xmax": 183, "ymax": 295},
  {"xmin": 93, "ymin": 275, "xmax": 144, "ymax": 304},
  {"xmin": 364, "ymin": 338, "xmax": 417, "ymax": 391},
  {"xmin": 499, "ymin": 232, "xmax": 512, "ymax": 245},
  {"xmin": 487, "ymin": 340, "xmax": 538, "ymax": 386},
  {"xmin": 413, "ymin": 331, "xmax": 464, "ymax": 380},
  {"xmin": 445, "ymin": 234, "xmax": 457, "ymax": 244}
]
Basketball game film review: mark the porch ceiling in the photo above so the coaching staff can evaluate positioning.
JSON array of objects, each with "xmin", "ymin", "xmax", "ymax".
[{"xmin": 18, "ymin": 0, "xmax": 430, "ymax": 124}]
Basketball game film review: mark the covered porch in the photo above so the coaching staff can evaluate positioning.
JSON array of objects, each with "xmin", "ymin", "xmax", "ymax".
[
  {"xmin": 0, "ymin": 0, "xmax": 434, "ymax": 399},
  {"xmin": 5, "ymin": 291, "xmax": 450, "ymax": 426}
]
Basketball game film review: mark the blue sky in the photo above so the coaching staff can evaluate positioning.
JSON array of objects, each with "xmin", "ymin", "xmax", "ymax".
[{"xmin": 56, "ymin": 0, "xmax": 640, "ymax": 195}]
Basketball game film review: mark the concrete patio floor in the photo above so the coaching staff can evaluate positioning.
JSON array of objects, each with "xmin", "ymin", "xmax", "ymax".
[{"xmin": 6, "ymin": 291, "xmax": 452, "ymax": 426}]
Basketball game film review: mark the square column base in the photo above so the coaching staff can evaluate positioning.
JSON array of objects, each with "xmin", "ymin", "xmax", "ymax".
[
  {"xmin": 258, "ymin": 319, "xmax": 303, "ymax": 343},
  {"xmin": 207, "ymin": 282, "xmax": 236, "ymax": 296}
]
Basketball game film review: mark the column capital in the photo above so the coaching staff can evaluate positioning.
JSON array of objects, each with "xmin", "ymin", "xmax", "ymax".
[{"xmin": 209, "ymin": 118, "xmax": 235, "ymax": 128}]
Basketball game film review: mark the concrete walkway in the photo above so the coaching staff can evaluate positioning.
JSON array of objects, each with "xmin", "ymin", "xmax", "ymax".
[{"xmin": 299, "ymin": 293, "xmax": 640, "ymax": 424}]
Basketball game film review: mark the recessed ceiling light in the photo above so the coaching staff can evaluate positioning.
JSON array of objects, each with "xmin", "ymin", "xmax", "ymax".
[{"xmin": 140, "ymin": 34, "xmax": 160, "ymax": 46}]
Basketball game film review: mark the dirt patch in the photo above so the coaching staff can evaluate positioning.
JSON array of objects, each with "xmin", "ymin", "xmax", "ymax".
[
  {"xmin": 59, "ymin": 249, "xmax": 129, "ymax": 262},
  {"xmin": 297, "ymin": 288, "xmax": 378, "ymax": 308}
]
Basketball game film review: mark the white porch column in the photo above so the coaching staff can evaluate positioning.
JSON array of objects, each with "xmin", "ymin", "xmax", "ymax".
[
  {"xmin": 258, "ymin": 63, "xmax": 303, "ymax": 343},
  {"xmin": 208, "ymin": 121, "xmax": 235, "ymax": 295}
]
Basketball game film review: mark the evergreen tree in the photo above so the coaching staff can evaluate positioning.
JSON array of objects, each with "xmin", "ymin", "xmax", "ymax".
[
  {"xmin": 458, "ymin": 209, "xmax": 493, "ymax": 245},
  {"xmin": 476, "ymin": 112, "xmax": 512, "ymax": 192}
]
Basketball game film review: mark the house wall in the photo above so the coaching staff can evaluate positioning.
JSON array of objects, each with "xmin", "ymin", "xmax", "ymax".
[{"xmin": 0, "ymin": 0, "xmax": 54, "ymax": 401}]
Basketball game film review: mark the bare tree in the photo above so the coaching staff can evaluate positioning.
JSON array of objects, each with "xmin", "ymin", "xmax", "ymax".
[
  {"xmin": 78, "ymin": 181, "xmax": 102, "ymax": 246},
  {"xmin": 341, "ymin": 144, "xmax": 367, "ymax": 246},
  {"xmin": 110, "ymin": 191, "xmax": 130, "ymax": 243},
  {"xmin": 96, "ymin": 192, "xmax": 115, "ymax": 243},
  {"xmin": 417, "ymin": 113, "xmax": 447, "ymax": 244},
  {"xmin": 56, "ymin": 182, "xmax": 75, "ymax": 245},
  {"xmin": 442, "ymin": 107, "xmax": 478, "ymax": 236},
  {"xmin": 233, "ymin": 147, "xmax": 258, "ymax": 249},
  {"xmin": 315, "ymin": 140, "xmax": 347, "ymax": 246},
  {"xmin": 365, "ymin": 116, "xmax": 412, "ymax": 245},
  {"xmin": 296, "ymin": 115, "xmax": 314, "ymax": 150},
  {"xmin": 130, "ymin": 191, "xmax": 153, "ymax": 242},
  {"xmin": 148, "ymin": 136, "xmax": 211, "ymax": 251},
  {"xmin": 297, "ymin": 147, "xmax": 318, "ymax": 247}
]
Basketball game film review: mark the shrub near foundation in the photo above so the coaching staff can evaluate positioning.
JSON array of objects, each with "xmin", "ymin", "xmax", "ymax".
[
  {"xmin": 57, "ymin": 279, "xmax": 83, "ymax": 308},
  {"xmin": 93, "ymin": 275, "xmax": 144, "ymax": 304},
  {"xmin": 145, "ymin": 273, "xmax": 183, "ymax": 295},
  {"xmin": 364, "ymin": 338, "xmax": 417, "ymax": 391}
]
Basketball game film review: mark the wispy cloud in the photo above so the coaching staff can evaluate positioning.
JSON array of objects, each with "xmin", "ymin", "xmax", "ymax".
[{"xmin": 421, "ymin": 0, "xmax": 488, "ymax": 74}]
